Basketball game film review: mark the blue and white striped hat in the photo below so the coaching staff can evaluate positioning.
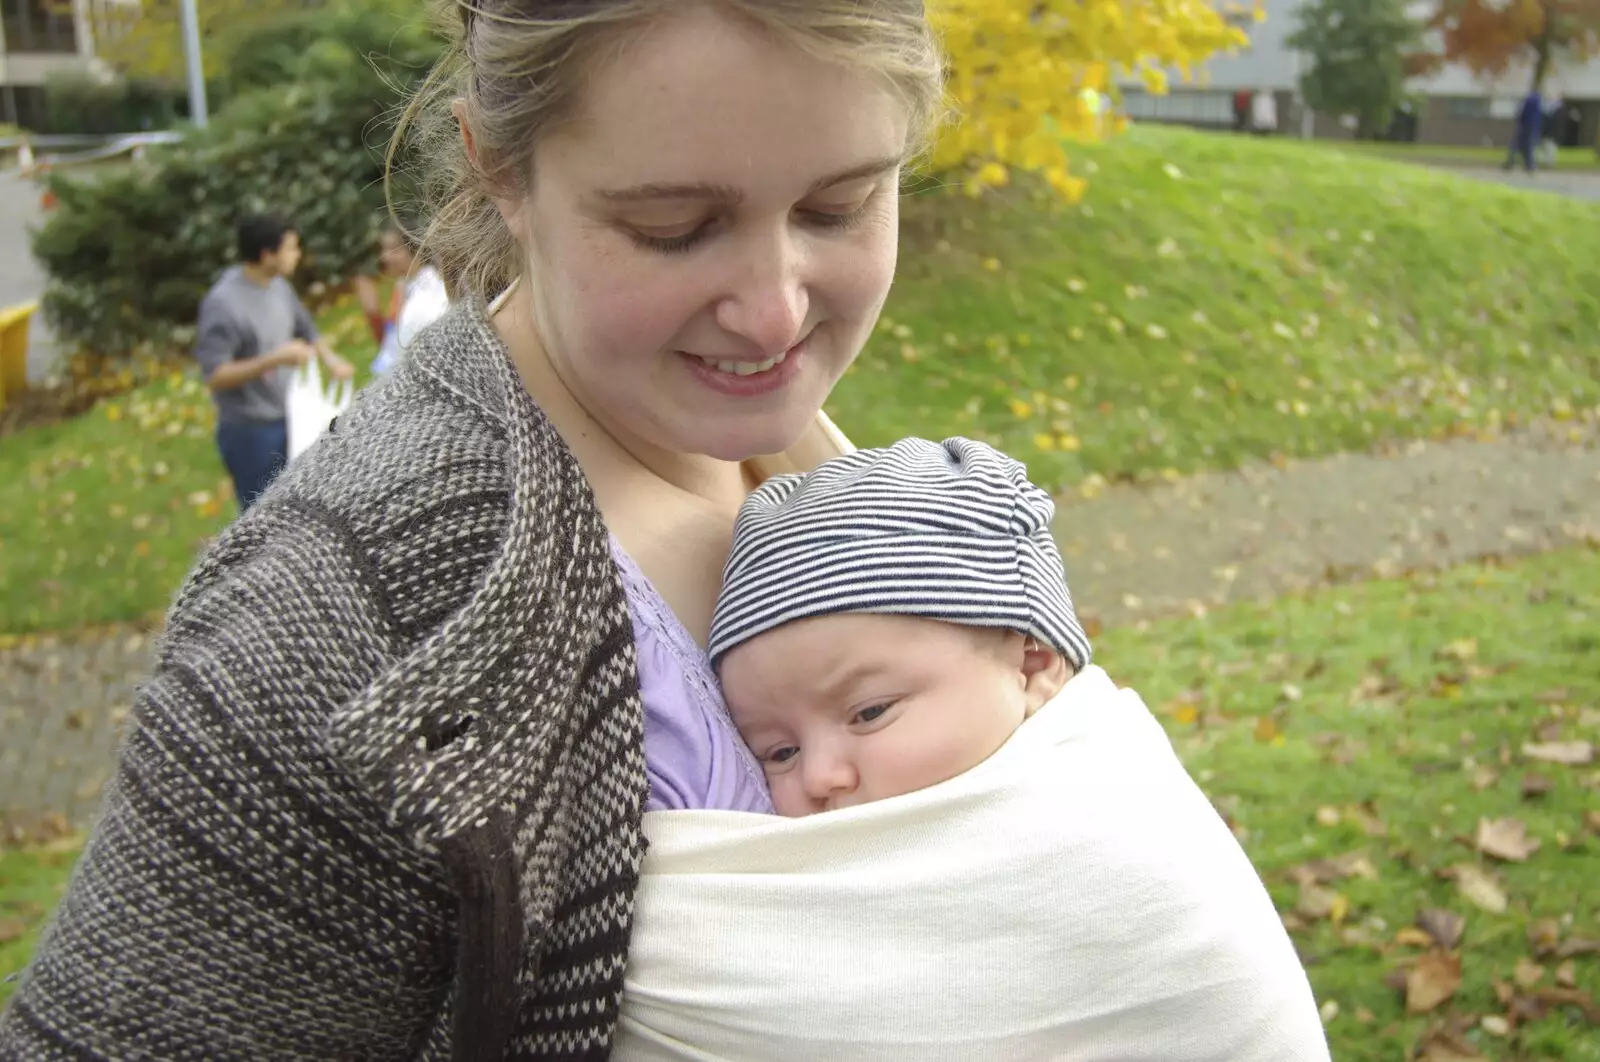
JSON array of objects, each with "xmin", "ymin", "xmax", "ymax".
[{"xmin": 708, "ymin": 437, "xmax": 1092, "ymax": 669}]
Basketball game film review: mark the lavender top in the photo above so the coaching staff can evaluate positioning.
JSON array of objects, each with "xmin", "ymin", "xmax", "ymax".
[{"xmin": 610, "ymin": 538, "xmax": 775, "ymax": 815}]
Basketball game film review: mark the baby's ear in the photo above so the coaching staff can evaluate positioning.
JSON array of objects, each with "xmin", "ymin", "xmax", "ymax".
[{"xmin": 1020, "ymin": 638, "xmax": 1072, "ymax": 716}]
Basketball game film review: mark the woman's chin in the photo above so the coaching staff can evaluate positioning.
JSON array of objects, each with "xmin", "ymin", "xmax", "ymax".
[{"xmin": 688, "ymin": 414, "xmax": 821, "ymax": 463}]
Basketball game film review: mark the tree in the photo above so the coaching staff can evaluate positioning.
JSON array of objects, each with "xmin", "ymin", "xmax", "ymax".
[
  {"xmin": 1287, "ymin": 0, "xmax": 1421, "ymax": 139},
  {"xmin": 929, "ymin": 0, "xmax": 1251, "ymax": 199},
  {"xmin": 1416, "ymin": 0, "xmax": 1600, "ymax": 93}
]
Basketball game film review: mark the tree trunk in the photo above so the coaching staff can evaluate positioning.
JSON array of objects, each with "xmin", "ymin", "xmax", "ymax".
[{"xmin": 1529, "ymin": 6, "xmax": 1554, "ymax": 93}]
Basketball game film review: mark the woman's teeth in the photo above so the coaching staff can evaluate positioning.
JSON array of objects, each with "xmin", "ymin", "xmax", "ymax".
[{"xmin": 694, "ymin": 350, "xmax": 788, "ymax": 377}]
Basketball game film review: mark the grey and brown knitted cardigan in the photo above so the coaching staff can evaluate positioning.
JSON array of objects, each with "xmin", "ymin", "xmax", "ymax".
[{"xmin": 0, "ymin": 304, "xmax": 649, "ymax": 1061}]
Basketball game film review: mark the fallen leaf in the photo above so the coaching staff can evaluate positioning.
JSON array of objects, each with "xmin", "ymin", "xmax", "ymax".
[
  {"xmin": 1514, "ymin": 957, "xmax": 1546, "ymax": 988},
  {"xmin": 1318, "ymin": 999, "xmax": 1339, "ymax": 1024},
  {"xmin": 1437, "ymin": 638, "xmax": 1478, "ymax": 661},
  {"xmin": 1407, "ymin": 951, "xmax": 1463, "ymax": 1013},
  {"xmin": 1287, "ymin": 851, "xmax": 1379, "ymax": 886},
  {"xmin": 1354, "ymin": 1005, "xmax": 1375, "ymax": 1024},
  {"xmin": 1521, "ymin": 772, "xmax": 1555, "ymax": 798},
  {"xmin": 1296, "ymin": 884, "xmax": 1349, "ymax": 923},
  {"xmin": 1452, "ymin": 864, "xmax": 1508, "ymax": 913},
  {"xmin": 1396, "ymin": 926, "xmax": 1436, "ymax": 948},
  {"xmin": 1556, "ymin": 960, "xmax": 1578, "ymax": 988},
  {"xmin": 1529, "ymin": 918, "xmax": 1563, "ymax": 956},
  {"xmin": 1524, "ymin": 986, "xmax": 1600, "ymax": 1024},
  {"xmin": 1480, "ymin": 1014, "xmax": 1511, "ymax": 1037},
  {"xmin": 1535, "ymin": 687, "xmax": 1571, "ymax": 704},
  {"xmin": 1344, "ymin": 803, "xmax": 1388, "ymax": 837},
  {"xmin": 1314, "ymin": 805, "xmax": 1341, "ymax": 827},
  {"xmin": 1416, "ymin": 1023, "xmax": 1488, "ymax": 1061},
  {"xmin": 1469, "ymin": 764, "xmax": 1500, "ymax": 791},
  {"xmin": 1253, "ymin": 715, "xmax": 1280, "ymax": 742},
  {"xmin": 1523, "ymin": 740, "xmax": 1594, "ymax": 766},
  {"xmin": 1475, "ymin": 817, "xmax": 1541, "ymax": 862},
  {"xmin": 1557, "ymin": 937, "xmax": 1600, "ymax": 959},
  {"xmin": 1418, "ymin": 908, "xmax": 1467, "ymax": 950}
]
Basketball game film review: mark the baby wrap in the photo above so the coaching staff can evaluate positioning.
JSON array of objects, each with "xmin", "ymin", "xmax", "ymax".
[{"xmin": 614, "ymin": 666, "xmax": 1331, "ymax": 1062}]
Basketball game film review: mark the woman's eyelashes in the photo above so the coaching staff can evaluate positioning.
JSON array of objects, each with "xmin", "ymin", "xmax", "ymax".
[{"xmin": 626, "ymin": 201, "xmax": 875, "ymax": 255}]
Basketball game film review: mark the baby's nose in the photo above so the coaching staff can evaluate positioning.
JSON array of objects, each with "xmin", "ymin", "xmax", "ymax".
[{"xmin": 801, "ymin": 750, "xmax": 858, "ymax": 804}]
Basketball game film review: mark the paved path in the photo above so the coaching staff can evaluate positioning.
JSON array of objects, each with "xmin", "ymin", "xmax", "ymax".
[
  {"xmin": 3, "ymin": 421, "xmax": 1597, "ymax": 835},
  {"xmin": 1438, "ymin": 165, "xmax": 1600, "ymax": 201},
  {"xmin": 0, "ymin": 169, "xmax": 58, "ymax": 384}
]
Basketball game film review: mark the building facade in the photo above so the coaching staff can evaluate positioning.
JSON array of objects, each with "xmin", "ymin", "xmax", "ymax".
[
  {"xmin": 0, "ymin": 0, "xmax": 128, "ymax": 129},
  {"xmin": 1119, "ymin": 0, "xmax": 1600, "ymax": 148}
]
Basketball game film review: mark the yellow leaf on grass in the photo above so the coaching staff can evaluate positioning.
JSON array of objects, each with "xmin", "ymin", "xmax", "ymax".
[{"xmin": 1406, "ymin": 951, "xmax": 1462, "ymax": 1013}]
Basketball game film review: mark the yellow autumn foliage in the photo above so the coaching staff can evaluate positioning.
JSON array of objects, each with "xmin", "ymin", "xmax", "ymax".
[{"xmin": 929, "ymin": 0, "xmax": 1254, "ymax": 199}]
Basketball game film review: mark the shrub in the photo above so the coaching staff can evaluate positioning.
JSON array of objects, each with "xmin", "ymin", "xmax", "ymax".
[
  {"xmin": 30, "ymin": 3, "xmax": 442, "ymax": 360},
  {"xmin": 41, "ymin": 73, "xmax": 182, "ymax": 135}
]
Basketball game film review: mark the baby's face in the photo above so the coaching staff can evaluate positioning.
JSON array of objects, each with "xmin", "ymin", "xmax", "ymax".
[{"xmin": 720, "ymin": 614, "xmax": 1066, "ymax": 817}]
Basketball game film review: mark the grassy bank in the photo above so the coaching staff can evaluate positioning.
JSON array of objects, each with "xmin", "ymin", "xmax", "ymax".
[
  {"xmin": 1097, "ymin": 545, "xmax": 1600, "ymax": 1061},
  {"xmin": 833, "ymin": 125, "xmax": 1600, "ymax": 493},
  {"xmin": 1306, "ymin": 139, "xmax": 1600, "ymax": 173},
  {"xmin": 5, "ymin": 125, "xmax": 1600, "ymax": 632},
  {"xmin": 6, "ymin": 546, "xmax": 1596, "ymax": 1057}
]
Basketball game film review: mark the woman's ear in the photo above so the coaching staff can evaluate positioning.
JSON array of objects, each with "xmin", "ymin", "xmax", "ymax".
[
  {"xmin": 1020, "ymin": 637, "xmax": 1072, "ymax": 716},
  {"xmin": 453, "ymin": 98, "xmax": 523, "ymax": 232}
]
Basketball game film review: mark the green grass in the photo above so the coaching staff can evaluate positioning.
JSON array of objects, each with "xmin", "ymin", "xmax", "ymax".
[
  {"xmin": 6, "ymin": 124, "xmax": 1600, "ymax": 633},
  {"xmin": 832, "ymin": 125, "xmax": 1600, "ymax": 490},
  {"xmin": 1306, "ymin": 139, "xmax": 1600, "ymax": 172},
  {"xmin": 4, "ymin": 547, "xmax": 1596, "ymax": 1057},
  {"xmin": 0, "ymin": 295, "xmax": 380, "ymax": 635},
  {"xmin": 0, "ymin": 834, "xmax": 82, "ymax": 1008},
  {"xmin": 1097, "ymin": 545, "xmax": 1600, "ymax": 1061}
]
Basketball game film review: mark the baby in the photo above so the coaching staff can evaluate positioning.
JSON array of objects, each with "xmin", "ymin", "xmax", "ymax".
[{"xmin": 707, "ymin": 436, "xmax": 1094, "ymax": 817}]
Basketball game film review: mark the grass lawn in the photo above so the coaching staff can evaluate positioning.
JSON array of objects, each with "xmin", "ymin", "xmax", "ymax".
[
  {"xmin": 0, "ymin": 295, "xmax": 380, "ymax": 635},
  {"xmin": 5, "ymin": 124, "xmax": 1600, "ymax": 633},
  {"xmin": 4, "ymin": 546, "xmax": 1596, "ymax": 1057},
  {"xmin": 1305, "ymin": 139, "xmax": 1600, "ymax": 173},
  {"xmin": 0, "ymin": 833, "xmax": 82, "ymax": 1008},
  {"xmin": 1096, "ymin": 545, "xmax": 1600, "ymax": 1061},
  {"xmin": 834, "ymin": 125, "xmax": 1600, "ymax": 493}
]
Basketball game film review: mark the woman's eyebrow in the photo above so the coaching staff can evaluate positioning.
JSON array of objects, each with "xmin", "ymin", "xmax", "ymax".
[{"xmin": 594, "ymin": 156, "xmax": 903, "ymax": 206}]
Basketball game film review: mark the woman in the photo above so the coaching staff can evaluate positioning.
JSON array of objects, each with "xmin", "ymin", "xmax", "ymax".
[
  {"xmin": 356, "ymin": 225, "xmax": 451, "ymax": 375},
  {"xmin": 0, "ymin": 2, "xmax": 937, "ymax": 1059},
  {"xmin": 0, "ymin": 3, "xmax": 1322, "ymax": 1061}
]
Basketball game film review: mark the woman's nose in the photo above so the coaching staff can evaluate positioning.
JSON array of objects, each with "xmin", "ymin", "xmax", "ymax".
[{"xmin": 714, "ymin": 230, "xmax": 809, "ymax": 357}]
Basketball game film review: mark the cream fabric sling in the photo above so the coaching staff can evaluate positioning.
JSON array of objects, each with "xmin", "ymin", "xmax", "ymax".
[{"xmin": 614, "ymin": 666, "xmax": 1330, "ymax": 1062}]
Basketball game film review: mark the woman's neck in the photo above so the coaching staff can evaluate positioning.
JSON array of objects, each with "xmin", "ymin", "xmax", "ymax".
[{"xmin": 493, "ymin": 283, "xmax": 750, "ymax": 514}]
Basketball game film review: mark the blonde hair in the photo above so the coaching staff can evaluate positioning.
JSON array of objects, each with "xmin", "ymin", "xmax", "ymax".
[{"xmin": 389, "ymin": 0, "xmax": 944, "ymax": 302}]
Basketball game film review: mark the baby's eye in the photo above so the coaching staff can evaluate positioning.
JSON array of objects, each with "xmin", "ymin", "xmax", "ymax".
[
  {"xmin": 766, "ymin": 746, "xmax": 799, "ymax": 765},
  {"xmin": 853, "ymin": 702, "xmax": 893, "ymax": 725}
]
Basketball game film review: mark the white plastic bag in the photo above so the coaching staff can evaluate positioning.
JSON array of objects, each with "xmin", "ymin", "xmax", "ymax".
[{"xmin": 286, "ymin": 358, "xmax": 352, "ymax": 462}]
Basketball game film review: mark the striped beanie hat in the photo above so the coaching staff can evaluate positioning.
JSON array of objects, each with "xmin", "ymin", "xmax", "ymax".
[{"xmin": 708, "ymin": 436, "xmax": 1092, "ymax": 669}]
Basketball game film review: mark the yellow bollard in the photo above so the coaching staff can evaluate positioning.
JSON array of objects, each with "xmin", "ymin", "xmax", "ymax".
[{"xmin": 0, "ymin": 301, "xmax": 37, "ymax": 410}]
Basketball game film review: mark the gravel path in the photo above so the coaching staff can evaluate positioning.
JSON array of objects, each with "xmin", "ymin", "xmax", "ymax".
[{"xmin": 4, "ymin": 421, "xmax": 1597, "ymax": 834}]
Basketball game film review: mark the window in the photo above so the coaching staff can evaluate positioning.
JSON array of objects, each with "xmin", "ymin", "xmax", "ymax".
[
  {"xmin": 1445, "ymin": 96, "xmax": 1490, "ymax": 121},
  {"xmin": 2, "ymin": 0, "xmax": 79, "ymax": 54},
  {"xmin": 1122, "ymin": 89, "xmax": 1236, "ymax": 126}
]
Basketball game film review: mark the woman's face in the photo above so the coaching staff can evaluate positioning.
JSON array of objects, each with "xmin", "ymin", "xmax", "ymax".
[
  {"xmin": 512, "ymin": 7, "xmax": 910, "ymax": 461},
  {"xmin": 378, "ymin": 231, "xmax": 414, "ymax": 278}
]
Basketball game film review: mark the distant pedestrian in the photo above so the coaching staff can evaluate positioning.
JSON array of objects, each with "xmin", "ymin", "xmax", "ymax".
[
  {"xmin": 193, "ymin": 213, "xmax": 354, "ymax": 511},
  {"xmin": 1232, "ymin": 89, "xmax": 1251, "ymax": 132},
  {"xmin": 353, "ymin": 224, "xmax": 450, "ymax": 376},
  {"xmin": 1505, "ymin": 86, "xmax": 1545, "ymax": 172},
  {"xmin": 1251, "ymin": 89, "xmax": 1278, "ymax": 136}
]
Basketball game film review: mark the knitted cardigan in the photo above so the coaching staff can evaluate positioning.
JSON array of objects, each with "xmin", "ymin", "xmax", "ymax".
[{"xmin": 0, "ymin": 304, "xmax": 650, "ymax": 1061}]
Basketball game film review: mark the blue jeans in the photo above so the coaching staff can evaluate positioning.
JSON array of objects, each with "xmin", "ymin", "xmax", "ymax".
[{"xmin": 216, "ymin": 418, "xmax": 288, "ymax": 512}]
